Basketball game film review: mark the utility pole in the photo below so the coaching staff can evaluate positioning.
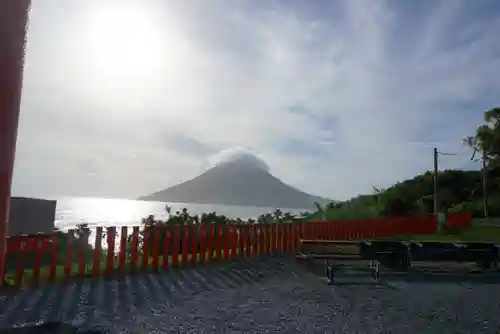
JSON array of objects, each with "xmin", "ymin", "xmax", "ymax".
[
  {"xmin": 433, "ymin": 147, "xmax": 438, "ymax": 217},
  {"xmin": 471, "ymin": 149, "xmax": 489, "ymax": 218},
  {"xmin": 433, "ymin": 148, "xmax": 457, "ymax": 222},
  {"xmin": 482, "ymin": 153, "xmax": 488, "ymax": 218}
]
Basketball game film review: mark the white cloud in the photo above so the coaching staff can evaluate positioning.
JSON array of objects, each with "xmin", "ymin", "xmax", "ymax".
[
  {"xmin": 209, "ymin": 146, "xmax": 270, "ymax": 172},
  {"xmin": 12, "ymin": 0, "xmax": 500, "ymax": 200}
]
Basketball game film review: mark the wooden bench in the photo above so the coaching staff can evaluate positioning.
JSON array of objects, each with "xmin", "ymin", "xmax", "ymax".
[
  {"xmin": 296, "ymin": 240, "xmax": 409, "ymax": 284},
  {"xmin": 409, "ymin": 242, "xmax": 500, "ymax": 269}
]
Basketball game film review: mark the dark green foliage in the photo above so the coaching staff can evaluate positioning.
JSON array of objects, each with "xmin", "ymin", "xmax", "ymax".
[
  {"xmin": 308, "ymin": 169, "xmax": 498, "ymax": 220},
  {"xmin": 136, "ymin": 207, "xmax": 299, "ymax": 258}
]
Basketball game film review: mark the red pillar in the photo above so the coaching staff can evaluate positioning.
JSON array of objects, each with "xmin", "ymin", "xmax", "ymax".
[{"xmin": 0, "ymin": 0, "xmax": 31, "ymax": 287}]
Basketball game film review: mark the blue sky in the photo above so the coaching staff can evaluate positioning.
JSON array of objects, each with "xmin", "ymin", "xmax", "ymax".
[{"xmin": 12, "ymin": 0, "xmax": 500, "ymax": 200}]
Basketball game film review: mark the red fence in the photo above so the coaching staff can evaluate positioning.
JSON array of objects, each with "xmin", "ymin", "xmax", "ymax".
[
  {"xmin": 2, "ymin": 214, "xmax": 445, "ymax": 287},
  {"xmin": 447, "ymin": 212, "xmax": 472, "ymax": 229}
]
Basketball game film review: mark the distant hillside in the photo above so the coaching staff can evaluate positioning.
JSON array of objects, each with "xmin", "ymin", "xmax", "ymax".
[
  {"xmin": 313, "ymin": 169, "xmax": 499, "ymax": 221},
  {"xmin": 139, "ymin": 159, "xmax": 331, "ymax": 209}
]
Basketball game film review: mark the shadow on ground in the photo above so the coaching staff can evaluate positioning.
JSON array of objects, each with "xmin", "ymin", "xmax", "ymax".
[
  {"xmin": 2, "ymin": 256, "xmax": 500, "ymax": 332},
  {"xmin": 0, "ymin": 256, "xmax": 292, "ymax": 332}
]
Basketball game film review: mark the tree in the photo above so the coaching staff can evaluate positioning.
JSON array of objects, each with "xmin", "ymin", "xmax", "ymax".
[{"xmin": 465, "ymin": 107, "xmax": 500, "ymax": 164}]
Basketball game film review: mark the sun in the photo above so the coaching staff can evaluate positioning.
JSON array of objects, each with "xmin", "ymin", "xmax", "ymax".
[{"xmin": 82, "ymin": 5, "xmax": 166, "ymax": 82}]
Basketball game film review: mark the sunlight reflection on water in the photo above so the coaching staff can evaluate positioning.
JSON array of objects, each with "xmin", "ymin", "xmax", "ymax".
[{"xmin": 53, "ymin": 197, "xmax": 310, "ymax": 251}]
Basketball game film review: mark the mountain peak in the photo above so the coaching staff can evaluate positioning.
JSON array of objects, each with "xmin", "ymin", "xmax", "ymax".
[{"xmin": 139, "ymin": 148, "xmax": 331, "ymax": 209}]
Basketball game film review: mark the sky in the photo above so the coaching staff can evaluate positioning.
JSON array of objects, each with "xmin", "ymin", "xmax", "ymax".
[{"xmin": 11, "ymin": 0, "xmax": 500, "ymax": 201}]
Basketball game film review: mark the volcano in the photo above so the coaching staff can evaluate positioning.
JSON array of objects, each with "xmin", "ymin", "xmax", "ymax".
[{"xmin": 138, "ymin": 155, "xmax": 330, "ymax": 208}]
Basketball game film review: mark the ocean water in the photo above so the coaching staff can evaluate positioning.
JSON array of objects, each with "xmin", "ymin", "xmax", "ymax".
[
  {"xmin": 54, "ymin": 197, "xmax": 311, "ymax": 230},
  {"xmin": 51, "ymin": 197, "xmax": 311, "ymax": 251}
]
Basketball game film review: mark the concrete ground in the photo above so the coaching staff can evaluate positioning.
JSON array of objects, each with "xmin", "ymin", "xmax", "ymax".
[{"xmin": 1, "ymin": 256, "xmax": 500, "ymax": 333}]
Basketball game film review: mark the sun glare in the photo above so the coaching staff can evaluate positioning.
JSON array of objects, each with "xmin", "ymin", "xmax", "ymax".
[{"xmin": 82, "ymin": 6, "xmax": 166, "ymax": 82}]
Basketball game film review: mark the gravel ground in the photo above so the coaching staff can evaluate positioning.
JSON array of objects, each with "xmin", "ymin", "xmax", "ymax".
[{"xmin": 1, "ymin": 256, "xmax": 500, "ymax": 333}]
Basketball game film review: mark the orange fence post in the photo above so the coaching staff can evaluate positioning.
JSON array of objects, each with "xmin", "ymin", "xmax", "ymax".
[
  {"xmin": 276, "ymin": 222, "xmax": 284, "ymax": 253},
  {"xmin": 207, "ymin": 224, "xmax": 214, "ymax": 262},
  {"xmin": 119, "ymin": 227, "xmax": 127, "ymax": 274},
  {"xmin": 255, "ymin": 224, "xmax": 259, "ymax": 256},
  {"xmin": 141, "ymin": 228, "xmax": 150, "ymax": 271},
  {"xmin": 295, "ymin": 221, "xmax": 301, "ymax": 251},
  {"xmin": 92, "ymin": 227, "xmax": 103, "ymax": 279},
  {"xmin": 246, "ymin": 225, "xmax": 252, "ymax": 258},
  {"xmin": 286, "ymin": 223, "xmax": 291, "ymax": 251},
  {"xmin": 265, "ymin": 223, "xmax": 270, "ymax": 254},
  {"xmin": 47, "ymin": 234, "xmax": 58, "ymax": 284},
  {"xmin": 130, "ymin": 226, "xmax": 139, "ymax": 271},
  {"xmin": 12, "ymin": 238, "xmax": 23, "ymax": 286},
  {"xmin": 243, "ymin": 225, "xmax": 250, "ymax": 258},
  {"xmin": 77, "ymin": 232, "xmax": 87, "ymax": 280},
  {"xmin": 191, "ymin": 225, "xmax": 198, "ymax": 266},
  {"xmin": 288, "ymin": 223, "xmax": 293, "ymax": 252},
  {"xmin": 269, "ymin": 224, "xmax": 274, "ymax": 253},
  {"xmin": 64, "ymin": 229, "xmax": 74, "ymax": 280},
  {"xmin": 151, "ymin": 226, "xmax": 160, "ymax": 270},
  {"xmin": 224, "ymin": 224, "xmax": 231, "ymax": 260},
  {"xmin": 162, "ymin": 228, "xmax": 171, "ymax": 269},
  {"xmin": 283, "ymin": 223, "xmax": 288, "ymax": 252},
  {"xmin": 32, "ymin": 236, "xmax": 42, "ymax": 285},
  {"xmin": 258, "ymin": 223, "xmax": 263, "ymax": 255},
  {"xmin": 238, "ymin": 224, "xmax": 244, "ymax": 258},
  {"xmin": 199, "ymin": 224, "xmax": 207, "ymax": 264},
  {"xmin": 172, "ymin": 225, "xmax": 180, "ymax": 267},
  {"xmin": 181, "ymin": 225, "xmax": 189, "ymax": 267},
  {"xmin": 278, "ymin": 222, "xmax": 285, "ymax": 253},
  {"xmin": 215, "ymin": 223, "xmax": 222, "ymax": 261},
  {"xmin": 250, "ymin": 225, "xmax": 257, "ymax": 258},
  {"xmin": 231, "ymin": 224, "xmax": 238, "ymax": 259},
  {"xmin": 273, "ymin": 223, "xmax": 279, "ymax": 253},
  {"xmin": 254, "ymin": 224, "xmax": 260, "ymax": 256},
  {"xmin": 106, "ymin": 227, "xmax": 116, "ymax": 276},
  {"xmin": 247, "ymin": 225, "xmax": 252, "ymax": 257},
  {"xmin": 276, "ymin": 223, "xmax": 281, "ymax": 253}
]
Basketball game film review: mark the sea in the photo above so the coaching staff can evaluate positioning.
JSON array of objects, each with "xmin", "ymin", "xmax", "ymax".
[
  {"xmin": 51, "ymin": 197, "xmax": 311, "ymax": 250},
  {"xmin": 54, "ymin": 196, "xmax": 311, "ymax": 230}
]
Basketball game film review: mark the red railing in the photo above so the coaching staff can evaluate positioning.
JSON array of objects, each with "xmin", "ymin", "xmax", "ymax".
[
  {"xmin": 2, "ymin": 214, "xmax": 447, "ymax": 287},
  {"xmin": 446, "ymin": 212, "xmax": 473, "ymax": 229}
]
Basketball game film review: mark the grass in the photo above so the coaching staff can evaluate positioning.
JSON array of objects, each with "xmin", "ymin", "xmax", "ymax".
[{"xmin": 385, "ymin": 225, "xmax": 500, "ymax": 243}]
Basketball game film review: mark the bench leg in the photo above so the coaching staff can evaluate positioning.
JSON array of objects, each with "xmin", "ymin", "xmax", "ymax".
[
  {"xmin": 325, "ymin": 260, "xmax": 335, "ymax": 285},
  {"xmin": 371, "ymin": 261, "xmax": 380, "ymax": 281}
]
